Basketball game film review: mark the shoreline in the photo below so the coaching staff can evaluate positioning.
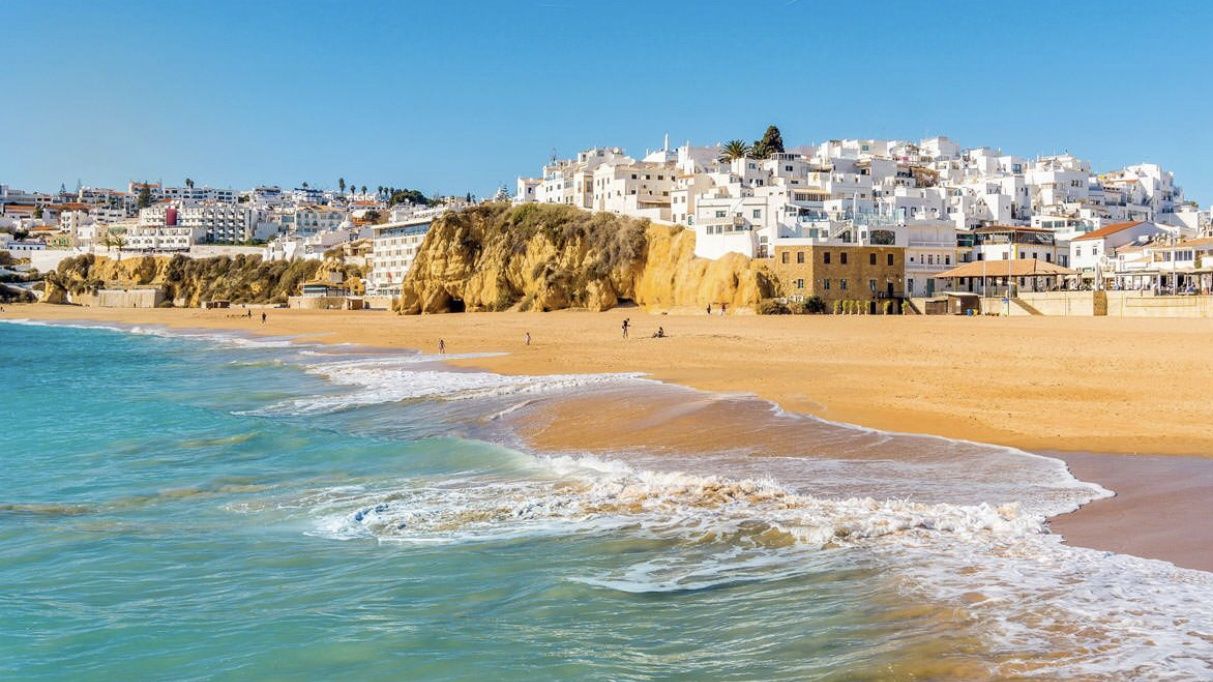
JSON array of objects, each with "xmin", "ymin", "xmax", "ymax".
[{"xmin": 4, "ymin": 303, "xmax": 1212, "ymax": 572}]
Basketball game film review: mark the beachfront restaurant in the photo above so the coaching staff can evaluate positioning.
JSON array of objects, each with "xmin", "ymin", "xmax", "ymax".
[
  {"xmin": 1109, "ymin": 238, "xmax": 1213, "ymax": 294},
  {"xmin": 931, "ymin": 259, "xmax": 1076, "ymax": 297}
]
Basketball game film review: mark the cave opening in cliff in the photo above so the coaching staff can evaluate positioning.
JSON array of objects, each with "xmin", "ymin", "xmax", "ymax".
[{"xmin": 449, "ymin": 298, "xmax": 465, "ymax": 313}]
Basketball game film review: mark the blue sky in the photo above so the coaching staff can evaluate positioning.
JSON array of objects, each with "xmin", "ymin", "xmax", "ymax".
[{"xmin": 3, "ymin": 0, "xmax": 1211, "ymax": 203}]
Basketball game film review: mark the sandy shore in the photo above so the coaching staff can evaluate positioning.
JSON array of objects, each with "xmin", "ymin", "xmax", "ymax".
[
  {"xmin": 1049, "ymin": 451, "xmax": 1213, "ymax": 572},
  {"xmin": 5, "ymin": 303, "xmax": 1213, "ymax": 571},
  {"xmin": 7, "ymin": 303, "xmax": 1213, "ymax": 457}
]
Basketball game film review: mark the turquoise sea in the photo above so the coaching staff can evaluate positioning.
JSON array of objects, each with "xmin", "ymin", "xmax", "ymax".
[{"xmin": 2, "ymin": 320, "xmax": 1212, "ymax": 680}]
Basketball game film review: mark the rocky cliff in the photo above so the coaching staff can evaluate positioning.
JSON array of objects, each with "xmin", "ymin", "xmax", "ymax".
[
  {"xmin": 43, "ymin": 253, "xmax": 362, "ymax": 307},
  {"xmin": 396, "ymin": 204, "xmax": 775, "ymax": 314}
]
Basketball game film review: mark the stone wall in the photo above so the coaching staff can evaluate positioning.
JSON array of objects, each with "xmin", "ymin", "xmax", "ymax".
[
  {"xmin": 82, "ymin": 287, "xmax": 165, "ymax": 308},
  {"xmin": 1014, "ymin": 292, "xmax": 1096, "ymax": 316},
  {"xmin": 1105, "ymin": 291, "xmax": 1213, "ymax": 318}
]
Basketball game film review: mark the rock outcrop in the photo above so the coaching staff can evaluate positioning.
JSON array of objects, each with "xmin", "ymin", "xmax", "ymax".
[
  {"xmin": 396, "ymin": 204, "xmax": 775, "ymax": 314},
  {"xmin": 42, "ymin": 253, "xmax": 360, "ymax": 307}
]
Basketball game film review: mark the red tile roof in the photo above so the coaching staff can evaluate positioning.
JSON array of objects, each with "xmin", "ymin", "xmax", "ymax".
[{"xmin": 1071, "ymin": 221, "xmax": 1145, "ymax": 242}]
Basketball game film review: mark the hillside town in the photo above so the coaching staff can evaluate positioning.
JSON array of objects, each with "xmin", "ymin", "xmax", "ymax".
[
  {"xmin": 515, "ymin": 129, "xmax": 1213, "ymax": 308},
  {"xmin": 4, "ymin": 128, "xmax": 1213, "ymax": 314}
]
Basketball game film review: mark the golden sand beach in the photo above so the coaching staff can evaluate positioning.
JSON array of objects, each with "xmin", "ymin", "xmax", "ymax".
[
  {"xmin": 9, "ymin": 304, "xmax": 1213, "ymax": 456},
  {"xmin": 6, "ymin": 303, "xmax": 1213, "ymax": 570}
]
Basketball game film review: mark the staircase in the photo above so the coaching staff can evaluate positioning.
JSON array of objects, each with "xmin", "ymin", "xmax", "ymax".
[{"xmin": 1010, "ymin": 297, "xmax": 1044, "ymax": 316}]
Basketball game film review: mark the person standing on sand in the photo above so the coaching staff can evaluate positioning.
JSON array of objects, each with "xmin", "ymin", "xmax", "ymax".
[
  {"xmin": 261, "ymin": 312, "xmax": 266, "ymax": 324},
  {"xmin": 525, "ymin": 331, "xmax": 531, "ymax": 346},
  {"xmin": 706, "ymin": 304, "xmax": 711, "ymax": 315},
  {"xmin": 438, "ymin": 338, "xmax": 446, "ymax": 354},
  {"xmin": 622, "ymin": 318, "xmax": 630, "ymax": 339}
]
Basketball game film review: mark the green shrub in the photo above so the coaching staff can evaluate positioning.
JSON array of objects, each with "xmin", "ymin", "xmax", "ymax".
[
  {"xmin": 757, "ymin": 298, "xmax": 791, "ymax": 315},
  {"xmin": 803, "ymin": 296, "xmax": 827, "ymax": 314}
]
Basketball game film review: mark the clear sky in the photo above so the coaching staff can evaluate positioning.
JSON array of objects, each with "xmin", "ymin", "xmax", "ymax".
[{"xmin": 3, "ymin": 0, "xmax": 1211, "ymax": 203}]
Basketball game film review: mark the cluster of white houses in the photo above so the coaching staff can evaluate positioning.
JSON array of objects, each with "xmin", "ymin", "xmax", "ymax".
[
  {"xmin": 516, "ymin": 136, "xmax": 1213, "ymax": 301},
  {"xmin": 1, "ymin": 180, "xmax": 462, "ymax": 297}
]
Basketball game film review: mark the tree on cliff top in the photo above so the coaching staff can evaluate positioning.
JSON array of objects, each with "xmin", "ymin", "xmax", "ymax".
[
  {"xmin": 751, "ymin": 125, "xmax": 785, "ymax": 159},
  {"xmin": 136, "ymin": 183, "xmax": 152, "ymax": 209},
  {"xmin": 389, "ymin": 189, "xmax": 432, "ymax": 207}
]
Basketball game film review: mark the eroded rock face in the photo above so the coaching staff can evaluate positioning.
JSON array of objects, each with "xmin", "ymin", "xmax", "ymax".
[
  {"xmin": 42, "ymin": 254, "xmax": 359, "ymax": 307},
  {"xmin": 397, "ymin": 204, "xmax": 775, "ymax": 314}
]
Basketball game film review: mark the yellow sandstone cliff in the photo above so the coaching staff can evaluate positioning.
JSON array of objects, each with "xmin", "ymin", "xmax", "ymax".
[
  {"xmin": 396, "ymin": 204, "xmax": 775, "ymax": 314},
  {"xmin": 42, "ymin": 253, "xmax": 361, "ymax": 307}
]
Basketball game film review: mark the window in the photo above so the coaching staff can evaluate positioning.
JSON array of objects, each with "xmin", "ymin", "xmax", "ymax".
[
  {"xmin": 869, "ymin": 279, "xmax": 877, "ymax": 292},
  {"xmin": 752, "ymin": 209, "xmax": 761, "ymax": 219},
  {"xmin": 715, "ymin": 210, "xmax": 726, "ymax": 218},
  {"xmin": 823, "ymin": 279, "xmax": 830, "ymax": 290},
  {"xmin": 841, "ymin": 253, "xmax": 848, "ymax": 265},
  {"xmin": 945, "ymin": 255, "xmax": 950, "ymax": 265},
  {"xmin": 823, "ymin": 252, "xmax": 831, "ymax": 264},
  {"xmin": 869, "ymin": 253, "xmax": 876, "ymax": 265},
  {"xmin": 796, "ymin": 251, "xmax": 805, "ymax": 264},
  {"xmin": 795, "ymin": 278, "xmax": 805, "ymax": 290},
  {"xmin": 840, "ymin": 279, "xmax": 848, "ymax": 290},
  {"xmin": 781, "ymin": 252, "xmax": 789, "ymax": 264},
  {"xmin": 887, "ymin": 253, "xmax": 894, "ymax": 266}
]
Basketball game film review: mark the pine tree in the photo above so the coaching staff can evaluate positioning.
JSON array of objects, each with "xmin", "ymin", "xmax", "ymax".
[{"xmin": 752, "ymin": 125, "xmax": 785, "ymax": 159}]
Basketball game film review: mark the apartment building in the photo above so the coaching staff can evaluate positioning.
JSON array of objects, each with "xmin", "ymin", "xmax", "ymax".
[{"xmin": 369, "ymin": 219, "xmax": 431, "ymax": 296}]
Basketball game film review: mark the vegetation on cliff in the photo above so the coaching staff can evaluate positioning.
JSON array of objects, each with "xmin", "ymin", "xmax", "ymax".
[
  {"xmin": 43, "ymin": 253, "xmax": 362, "ymax": 307},
  {"xmin": 396, "ymin": 203, "xmax": 775, "ymax": 314}
]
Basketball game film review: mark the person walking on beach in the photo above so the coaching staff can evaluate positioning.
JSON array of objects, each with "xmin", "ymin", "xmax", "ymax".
[
  {"xmin": 524, "ymin": 331, "xmax": 531, "ymax": 346},
  {"xmin": 720, "ymin": 302, "xmax": 727, "ymax": 316},
  {"xmin": 261, "ymin": 312, "xmax": 266, "ymax": 324},
  {"xmin": 622, "ymin": 318, "xmax": 630, "ymax": 339},
  {"xmin": 438, "ymin": 338, "xmax": 446, "ymax": 354},
  {"xmin": 706, "ymin": 303, "xmax": 712, "ymax": 316}
]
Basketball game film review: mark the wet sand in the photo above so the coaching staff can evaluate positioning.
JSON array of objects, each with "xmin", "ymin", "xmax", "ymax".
[
  {"xmin": 1050, "ymin": 451, "xmax": 1213, "ymax": 572},
  {"xmin": 5, "ymin": 303, "xmax": 1212, "ymax": 571},
  {"xmin": 7, "ymin": 304, "xmax": 1213, "ymax": 457}
]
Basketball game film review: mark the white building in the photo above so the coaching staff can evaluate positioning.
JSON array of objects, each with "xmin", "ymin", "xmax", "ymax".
[
  {"xmin": 369, "ymin": 219, "xmax": 431, "ymax": 296},
  {"xmin": 122, "ymin": 224, "xmax": 204, "ymax": 252},
  {"xmin": 282, "ymin": 206, "xmax": 346, "ymax": 236},
  {"xmin": 903, "ymin": 220, "xmax": 960, "ymax": 297},
  {"xmin": 178, "ymin": 204, "xmax": 271, "ymax": 243},
  {"xmin": 1070, "ymin": 220, "xmax": 1171, "ymax": 279},
  {"xmin": 163, "ymin": 186, "xmax": 237, "ymax": 204}
]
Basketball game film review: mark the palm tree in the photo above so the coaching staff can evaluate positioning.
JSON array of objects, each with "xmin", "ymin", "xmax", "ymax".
[
  {"xmin": 361, "ymin": 185, "xmax": 367, "ymax": 195},
  {"xmin": 185, "ymin": 178, "xmax": 194, "ymax": 189},
  {"xmin": 718, "ymin": 139, "xmax": 751, "ymax": 162},
  {"xmin": 338, "ymin": 178, "xmax": 346, "ymax": 194}
]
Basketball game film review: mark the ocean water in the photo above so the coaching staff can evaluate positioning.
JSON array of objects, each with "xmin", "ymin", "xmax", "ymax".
[{"xmin": 2, "ymin": 319, "xmax": 1212, "ymax": 680}]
